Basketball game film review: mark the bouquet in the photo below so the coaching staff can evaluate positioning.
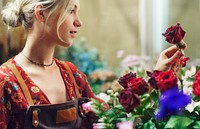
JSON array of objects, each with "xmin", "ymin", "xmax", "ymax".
[{"xmin": 82, "ymin": 23, "xmax": 200, "ymax": 129}]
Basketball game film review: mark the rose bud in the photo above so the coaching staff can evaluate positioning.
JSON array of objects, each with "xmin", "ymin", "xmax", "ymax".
[{"xmin": 162, "ymin": 23, "xmax": 186, "ymax": 50}]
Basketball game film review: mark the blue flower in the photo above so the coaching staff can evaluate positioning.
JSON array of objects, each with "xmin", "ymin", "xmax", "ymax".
[{"xmin": 155, "ymin": 87, "xmax": 191, "ymax": 119}]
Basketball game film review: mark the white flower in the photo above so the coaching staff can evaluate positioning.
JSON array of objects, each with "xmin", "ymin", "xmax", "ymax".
[
  {"xmin": 93, "ymin": 123, "xmax": 107, "ymax": 129},
  {"xmin": 107, "ymin": 90, "xmax": 114, "ymax": 95},
  {"xmin": 183, "ymin": 80, "xmax": 193, "ymax": 87},
  {"xmin": 185, "ymin": 100, "xmax": 200, "ymax": 113},
  {"xmin": 182, "ymin": 67, "xmax": 196, "ymax": 79},
  {"xmin": 190, "ymin": 66, "xmax": 196, "ymax": 75},
  {"xmin": 183, "ymin": 80, "xmax": 193, "ymax": 95},
  {"xmin": 114, "ymin": 92, "xmax": 119, "ymax": 97},
  {"xmin": 98, "ymin": 117, "xmax": 106, "ymax": 122},
  {"xmin": 97, "ymin": 93, "xmax": 111, "ymax": 103}
]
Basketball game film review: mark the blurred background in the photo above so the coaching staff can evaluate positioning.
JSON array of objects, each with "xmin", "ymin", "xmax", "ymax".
[{"xmin": 0, "ymin": 0, "xmax": 200, "ymax": 93}]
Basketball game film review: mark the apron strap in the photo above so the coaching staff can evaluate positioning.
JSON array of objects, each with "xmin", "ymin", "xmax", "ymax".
[
  {"xmin": 3, "ymin": 62, "xmax": 34, "ymax": 106},
  {"xmin": 61, "ymin": 61, "xmax": 81, "ymax": 98}
]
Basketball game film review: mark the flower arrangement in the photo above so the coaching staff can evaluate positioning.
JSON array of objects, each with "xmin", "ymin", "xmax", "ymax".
[{"xmin": 82, "ymin": 23, "xmax": 200, "ymax": 129}]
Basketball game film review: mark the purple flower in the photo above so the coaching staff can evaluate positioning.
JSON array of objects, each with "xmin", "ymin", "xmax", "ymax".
[{"xmin": 155, "ymin": 87, "xmax": 191, "ymax": 119}]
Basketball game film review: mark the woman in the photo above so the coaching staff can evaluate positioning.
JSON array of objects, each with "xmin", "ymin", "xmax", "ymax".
[{"xmin": 0, "ymin": 0, "xmax": 181, "ymax": 128}]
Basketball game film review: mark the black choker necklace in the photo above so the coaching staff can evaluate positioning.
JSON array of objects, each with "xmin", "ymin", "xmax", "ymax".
[{"xmin": 20, "ymin": 53, "xmax": 54, "ymax": 67}]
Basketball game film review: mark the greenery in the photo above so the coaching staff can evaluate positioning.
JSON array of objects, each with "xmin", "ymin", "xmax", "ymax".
[{"xmin": 88, "ymin": 65, "xmax": 200, "ymax": 129}]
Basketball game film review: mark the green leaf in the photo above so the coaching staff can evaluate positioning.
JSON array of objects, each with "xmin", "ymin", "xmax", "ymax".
[
  {"xmin": 193, "ymin": 121, "xmax": 200, "ymax": 129},
  {"xmin": 149, "ymin": 90, "xmax": 159, "ymax": 104},
  {"xmin": 126, "ymin": 115, "xmax": 136, "ymax": 121},
  {"xmin": 164, "ymin": 116, "xmax": 194, "ymax": 129},
  {"xmin": 143, "ymin": 120, "xmax": 155, "ymax": 129},
  {"xmin": 186, "ymin": 77, "xmax": 194, "ymax": 82},
  {"xmin": 180, "ymin": 68, "xmax": 186, "ymax": 76},
  {"xmin": 143, "ymin": 108, "xmax": 155, "ymax": 119},
  {"xmin": 154, "ymin": 121, "xmax": 166, "ymax": 129},
  {"xmin": 114, "ymin": 104, "xmax": 124, "ymax": 110},
  {"xmin": 104, "ymin": 108, "xmax": 116, "ymax": 116},
  {"xmin": 141, "ymin": 96, "xmax": 151, "ymax": 108},
  {"xmin": 196, "ymin": 66, "xmax": 200, "ymax": 73}
]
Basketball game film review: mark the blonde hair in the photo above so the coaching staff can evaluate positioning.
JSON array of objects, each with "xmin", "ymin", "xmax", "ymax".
[{"xmin": 1, "ymin": 0, "xmax": 75, "ymax": 42}]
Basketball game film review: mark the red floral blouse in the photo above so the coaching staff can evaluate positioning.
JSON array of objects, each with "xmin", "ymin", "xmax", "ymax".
[{"xmin": 0, "ymin": 58, "xmax": 104, "ymax": 129}]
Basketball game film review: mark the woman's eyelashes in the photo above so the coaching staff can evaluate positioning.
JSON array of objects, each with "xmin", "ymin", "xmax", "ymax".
[{"xmin": 69, "ymin": 7, "xmax": 76, "ymax": 14}]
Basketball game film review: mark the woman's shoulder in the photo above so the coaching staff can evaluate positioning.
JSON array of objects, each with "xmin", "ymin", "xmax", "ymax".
[
  {"xmin": 55, "ymin": 58, "xmax": 80, "ymax": 72},
  {"xmin": 55, "ymin": 59, "xmax": 87, "ymax": 79},
  {"xmin": 0, "ymin": 62, "xmax": 13, "ymax": 78},
  {"xmin": 0, "ymin": 60, "xmax": 17, "ymax": 88}
]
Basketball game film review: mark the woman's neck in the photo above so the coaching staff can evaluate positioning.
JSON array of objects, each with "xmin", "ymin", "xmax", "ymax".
[{"xmin": 21, "ymin": 35, "xmax": 56, "ymax": 65}]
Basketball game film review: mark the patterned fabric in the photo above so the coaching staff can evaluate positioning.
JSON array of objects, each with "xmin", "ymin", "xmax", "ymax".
[{"xmin": 0, "ymin": 58, "xmax": 103, "ymax": 129}]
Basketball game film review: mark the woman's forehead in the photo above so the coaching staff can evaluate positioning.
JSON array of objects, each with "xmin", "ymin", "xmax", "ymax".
[{"xmin": 69, "ymin": 0, "xmax": 80, "ymax": 9}]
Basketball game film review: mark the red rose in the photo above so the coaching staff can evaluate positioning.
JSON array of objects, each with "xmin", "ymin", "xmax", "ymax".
[
  {"xmin": 194, "ymin": 71, "xmax": 200, "ymax": 80},
  {"xmin": 127, "ymin": 77, "xmax": 149, "ymax": 95},
  {"xmin": 118, "ymin": 72, "xmax": 136, "ymax": 88},
  {"xmin": 147, "ymin": 70, "xmax": 162, "ymax": 89},
  {"xmin": 162, "ymin": 23, "xmax": 185, "ymax": 44},
  {"xmin": 155, "ymin": 70, "xmax": 178, "ymax": 91},
  {"xmin": 193, "ymin": 80, "xmax": 200, "ymax": 97},
  {"xmin": 180, "ymin": 57, "xmax": 190, "ymax": 67},
  {"xmin": 118, "ymin": 88, "xmax": 140, "ymax": 113}
]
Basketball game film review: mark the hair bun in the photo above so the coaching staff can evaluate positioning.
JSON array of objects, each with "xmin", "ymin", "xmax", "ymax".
[{"xmin": 1, "ymin": 2, "xmax": 23, "ymax": 27}]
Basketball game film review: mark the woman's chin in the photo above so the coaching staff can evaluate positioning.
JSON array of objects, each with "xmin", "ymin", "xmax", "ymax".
[{"xmin": 59, "ymin": 40, "xmax": 73, "ymax": 47}]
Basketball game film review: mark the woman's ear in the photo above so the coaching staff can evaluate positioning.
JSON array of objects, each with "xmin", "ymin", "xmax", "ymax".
[{"xmin": 35, "ymin": 4, "xmax": 45, "ymax": 22}]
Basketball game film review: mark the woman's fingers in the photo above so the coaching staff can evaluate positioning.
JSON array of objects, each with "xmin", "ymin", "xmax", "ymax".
[
  {"xmin": 164, "ymin": 45, "xmax": 179, "ymax": 58},
  {"xmin": 167, "ymin": 51, "xmax": 181, "ymax": 64}
]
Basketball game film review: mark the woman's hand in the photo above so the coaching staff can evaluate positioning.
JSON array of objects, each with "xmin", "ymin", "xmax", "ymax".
[{"xmin": 154, "ymin": 45, "xmax": 182, "ymax": 71}]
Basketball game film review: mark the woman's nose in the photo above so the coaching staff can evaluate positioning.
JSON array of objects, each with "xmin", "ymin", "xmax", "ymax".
[{"xmin": 74, "ymin": 16, "xmax": 82, "ymax": 27}]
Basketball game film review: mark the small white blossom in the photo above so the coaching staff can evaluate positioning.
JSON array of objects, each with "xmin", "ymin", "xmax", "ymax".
[
  {"xmin": 97, "ymin": 93, "xmax": 111, "ymax": 103},
  {"xmin": 93, "ymin": 123, "xmax": 107, "ymax": 129},
  {"xmin": 114, "ymin": 92, "xmax": 119, "ymax": 97},
  {"xmin": 185, "ymin": 101, "xmax": 200, "ymax": 113},
  {"xmin": 107, "ymin": 90, "xmax": 114, "ymax": 95}
]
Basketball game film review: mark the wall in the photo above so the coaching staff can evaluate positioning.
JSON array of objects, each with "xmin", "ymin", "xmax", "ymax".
[
  {"xmin": 169, "ymin": 0, "xmax": 200, "ymax": 62},
  {"xmin": 76, "ymin": 0, "xmax": 140, "ymax": 68},
  {"xmin": 0, "ymin": 0, "xmax": 200, "ymax": 68}
]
